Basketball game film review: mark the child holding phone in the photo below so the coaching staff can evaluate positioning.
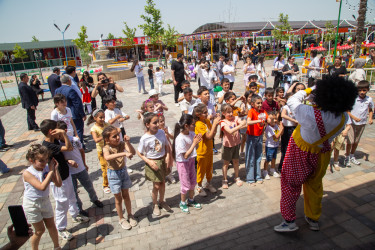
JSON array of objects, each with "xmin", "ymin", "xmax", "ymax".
[{"xmin": 22, "ymin": 144, "xmax": 62, "ymax": 250}]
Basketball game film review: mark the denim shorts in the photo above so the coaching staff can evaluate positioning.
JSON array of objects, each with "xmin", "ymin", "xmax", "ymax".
[
  {"xmin": 108, "ymin": 168, "xmax": 132, "ymax": 194},
  {"xmin": 265, "ymin": 146, "xmax": 278, "ymax": 162}
]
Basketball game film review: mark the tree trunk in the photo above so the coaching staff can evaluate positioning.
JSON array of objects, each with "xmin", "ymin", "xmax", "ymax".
[{"xmin": 355, "ymin": 0, "xmax": 368, "ymax": 58}]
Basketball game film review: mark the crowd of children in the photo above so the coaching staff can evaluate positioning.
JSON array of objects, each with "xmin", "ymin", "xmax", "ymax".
[{"xmin": 20, "ymin": 55, "xmax": 374, "ymax": 249}]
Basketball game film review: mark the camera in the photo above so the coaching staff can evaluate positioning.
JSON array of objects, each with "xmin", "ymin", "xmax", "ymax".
[{"xmin": 101, "ymin": 79, "xmax": 109, "ymax": 84}]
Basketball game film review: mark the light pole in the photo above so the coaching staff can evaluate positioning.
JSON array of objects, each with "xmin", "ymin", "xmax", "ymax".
[
  {"xmin": 333, "ymin": 0, "xmax": 343, "ymax": 60},
  {"xmin": 6, "ymin": 52, "xmax": 18, "ymax": 85},
  {"xmin": 54, "ymin": 23, "xmax": 70, "ymax": 66}
]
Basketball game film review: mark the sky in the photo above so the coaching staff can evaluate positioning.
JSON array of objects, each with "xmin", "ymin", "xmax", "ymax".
[{"xmin": 1, "ymin": 0, "xmax": 375, "ymax": 43}]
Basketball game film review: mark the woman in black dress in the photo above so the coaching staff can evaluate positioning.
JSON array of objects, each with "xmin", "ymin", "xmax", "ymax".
[
  {"xmin": 80, "ymin": 71, "xmax": 97, "ymax": 110},
  {"xmin": 326, "ymin": 56, "xmax": 348, "ymax": 78},
  {"xmin": 91, "ymin": 72, "xmax": 124, "ymax": 110},
  {"xmin": 29, "ymin": 74, "xmax": 44, "ymax": 100}
]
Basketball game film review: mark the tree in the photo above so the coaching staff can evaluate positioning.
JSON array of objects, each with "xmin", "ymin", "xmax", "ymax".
[
  {"xmin": 354, "ymin": 0, "xmax": 368, "ymax": 58},
  {"xmin": 107, "ymin": 33, "xmax": 115, "ymax": 40},
  {"xmin": 31, "ymin": 36, "xmax": 39, "ymax": 42},
  {"xmin": 324, "ymin": 21, "xmax": 336, "ymax": 58},
  {"xmin": 272, "ymin": 13, "xmax": 292, "ymax": 49},
  {"xmin": 161, "ymin": 24, "xmax": 179, "ymax": 48},
  {"xmin": 0, "ymin": 51, "xmax": 4, "ymax": 61},
  {"xmin": 13, "ymin": 44, "xmax": 28, "ymax": 69},
  {"xmin": 72, "ymin": 26, "xmax": 94, "ymax": 67},
  {"xmin": 139, "ymin": 0, "xmax": 164, "ymax": 46},
  {"xmin": 121, "ymin": 22, "xmax": 136, "ymax": 47}
]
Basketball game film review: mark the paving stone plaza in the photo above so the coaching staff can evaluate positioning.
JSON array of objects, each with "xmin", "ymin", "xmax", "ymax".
[{"xmin": 0, "ymin": 60, "xmax": 374, "ymax": 249}]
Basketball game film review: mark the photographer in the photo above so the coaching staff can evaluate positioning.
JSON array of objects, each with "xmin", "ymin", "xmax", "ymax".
[{"xmin": 91, "ymin": 72, "xmax": 124, "ymax": 110}]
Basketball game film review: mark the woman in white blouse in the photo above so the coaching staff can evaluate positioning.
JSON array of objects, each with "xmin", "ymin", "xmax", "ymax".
[
  {"xmin": 200, "ymin": 61, "xmax": 219, "ymax": 104},
  {"xmin": 223, "ymin": 58, "xmax": 235, "ymax": 90},
  {"xmin": 305, "ymin": 50, "xmax": 321, "ymax": 87},
  {"xmin": 273, "ymin": 54, "xmax": 285, "ymax": 89}
]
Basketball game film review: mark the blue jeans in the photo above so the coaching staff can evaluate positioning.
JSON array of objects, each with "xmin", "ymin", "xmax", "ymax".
[
  {"xmin": 258, "ymin": 78, "xmax": 266, "ymax": 97},
  {"xmin": 245, "ymin": 135, "xmax": 263, "ymax": 183},
  {"xmin": 0, "ymin": 119, "xmax": 5, "ymax": 147},
  {"xmin": 73, "ymin": 118, "xmax": 85, "ymax": 149},
  {"xmin": 0, "ymin": 160, "xmax": 9, "ymax": 174},
  {"xmin": 71, "ymin": 169, "xmax": 98, "ymax": 211},
  {"xmin": 208, "ymin": 88, "xmax": 215, "ymax": 105},
  {"xmin": 149, "ymin": 78, "xmax": 154, "ymax": 89},
  {"xmin": 137, "ymin": 76, "xmax": 146, "ymax": 92}
]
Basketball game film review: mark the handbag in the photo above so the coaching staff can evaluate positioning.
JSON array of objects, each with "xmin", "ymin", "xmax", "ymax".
[{"xmin": 271, "ymin": 70, "xmax": 278, "ymax": 76}]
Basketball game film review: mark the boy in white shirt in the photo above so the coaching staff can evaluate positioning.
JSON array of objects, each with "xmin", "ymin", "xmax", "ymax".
[
  {"xmin": 217, "ymin": 78, "xmax": 234, "ymax": 104},
  {"xmin": 345, "ymin": 80, "xmax": 373, "ymax": 167},
  {"xmin": 103, "ymin": 95, "xmax": 129, "ymax": 141},
  {"xmin": 233, "ymin": 51, "xmax": 239, "ymax": 68},
  {"xmin": 180, "ymin": 88, "xmax": 196, "ymax": 114},
  {"xmin": 155, "ymin": 67, "xmax": 165, "ymax": 95}
]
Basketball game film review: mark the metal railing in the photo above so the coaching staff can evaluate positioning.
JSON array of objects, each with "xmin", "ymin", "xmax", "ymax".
[{"xmin": 0, "ymin": 58, "xmax": 81, "ymax": 73}]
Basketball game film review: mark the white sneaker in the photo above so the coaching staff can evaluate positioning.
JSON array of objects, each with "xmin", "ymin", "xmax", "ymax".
[
  {"xmin": 127, "ymin": 168, "xmax": 133, "ymax": 173},
  {"xmin": 197, "ymin": 186, "xmax": 207, "ymax": 196},
  {"xmin": 274, "ymin": 220, "xmax": 299, "ymax": 232},
  {"xmin": 175, "ymin": 103, "xmax": 180, "ymax": 107},
  {"xmin": 305, "ymin": 215, "xmax": 320, "ymax": 231},
  {"xmin": 273, "ymin": 172, "xmax": 281, "ymax": 178},
  {"xmin": 350, "ymin": 157, "xmax": 361, "ymax": 165},
  {"xmin": 265, "ymin": 174, "xmax": 270, "ymax": 180},
  {"xmin": 344, "ymin": 157, "xmax": 351, "ymax": 167},
  {"xmin": 205, "ymin": 183, "xmax": 217, "ymax": 193},
  {"xmin": 58, "ymin": 229, "xmax": 73, "ymax": 241}
]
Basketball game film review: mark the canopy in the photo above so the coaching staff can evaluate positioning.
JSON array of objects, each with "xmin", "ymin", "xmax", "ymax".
[
  {"xmin": 330, "ymin": 44, "xmax": 353, "ymax": 50},
  {"xmin": 304, "ymin": 46, "xmax": 327, "ymax": 51},
  {"xmin": 363, "ymin": 42, "xmax": 375, "ymax": 48}
]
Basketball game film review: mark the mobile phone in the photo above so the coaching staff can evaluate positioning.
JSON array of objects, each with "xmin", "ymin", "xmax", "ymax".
[{"xmin": 8, "ymin": 205, "xmax": 29, "ymax": 236}]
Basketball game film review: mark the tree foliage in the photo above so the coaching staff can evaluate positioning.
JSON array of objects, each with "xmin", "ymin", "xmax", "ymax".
[
  {"xmin": 13, "ymin": 44, "xmax": 28, "ymax": 60},
  {"xmin": 107, "ymin": 33, "xmax": 115, "ymax": 40},
  {"xmin": 161, "ymin": 24, "xmax": 179, "ymax": 48},
  {"xmin": 139, "ymin": 0, "xmax": 164, "ymax": 45},
  {"xmin": 0, "ymin": 51, "xmax": 4, "ymax": 60},
  {"xmin": 72, "ymin": 26, "xmax": 94, "ymax": 66},
  {"xmin": 272, "ymin": 13, "xmax": 292, "ymax": 48},
  {"xmin": 324, "ymin": 21, "xmax": 336, "ymax": 43},
  {"xmin": 31, "ymin": 36, "xmax": 39, "ymax": 42},
  {"xmin": 121, "ymin": 22, "xmax": 136, "ymax": 47}
]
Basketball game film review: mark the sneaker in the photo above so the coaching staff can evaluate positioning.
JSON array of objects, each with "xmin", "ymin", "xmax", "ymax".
[
  {"xmin": 197, "ymin": 186, "xmax": 207, "ymax": 197},
  {"xmin": 273, "ymin": 172, "xmax": 281, "ymax": 178},
  {"xmin": 344, "ymin": 157, "xmax": 351, "ymax": 168},
  {"xmin": 128, "ymin": 216, "xmax": 138, "ymax": 227},
  {"xmin": 153, "ymin": 204, "xmax": 161, "ymax": 216},
  {"xmin": 93, "ymin": 200, "xmax": 104, "ymax": 208},
  {"xmin": 166, "ymin": 175, "xmax": 176, "ymax": 184},
  {"xmin": 187, "ymin": 199, "xmax": 202, "ymax": 209},
  {"xmin": 205, "ymin": 183, "xmax": 217, "ymax": 193},
  {"xmin": 160, "ymin": 202, "xmax": 172, "ymax": 212},
  {"xmin": 103, "ymin": 186, "xmax": 111, "ymax": 194},
  {"xmin": 240, "ymin": 152, "xmax": 245, "ymax": 160},
  {"xmin": 305, "ymin": 216, "xmax": 320, "ymax": 231},
  {"xmin": 79, "ymin": 210, "xmax": 89, "ymax": 217},
  {"xmin": 350, "ymin": 157, "xmax": 361, "ymax": 165},
  {"xmin": 179, "ymin": 202, "xmax": 190, "ymax": 213},
  {"xmin": 175, "ymin": 103, "xmax": 180, "ymax": 107},
  {"xmin": 127, "ymin": 168, "xmax": 133, "ymax": 173},
  {"xmin": 264, "ymin": 174, "xmax": 270, "ymax": 180},
  {"xmin": 235, "ymin": 177, "xmax": 243, "ymax": 186},
  {"xmin": 58, "ymin": 229, "xmax": 73, "ymax": 241},
  {"xmin": 213, "ymin": 148, "xmax": 218, "ymax": 154},
  {"xmin": 222, "ymin": 180, "xmax": 229, "ymax": 189},
  {"xmin": 72, "ymin": 214, "xmax": 89, "ymax": 223},
  {"xmin": 274, "ymin": 220, "xmax": 299, "ymax": 232},
  {"xmin": 332, "ymin": 163, "xmax": 340, "ymax": 172},
  {"xmin": 119, "ymin": 218, "xmax": 132, "ymax": 230}
]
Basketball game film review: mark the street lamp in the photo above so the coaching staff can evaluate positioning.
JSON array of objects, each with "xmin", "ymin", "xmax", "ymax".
[
  {"xmin": 333, "ymin": 0, "xmax": 343, "ymax": 60},
  {"xmin": 54, "ymin": 23, "xmax": 70, "ymax": 66}
]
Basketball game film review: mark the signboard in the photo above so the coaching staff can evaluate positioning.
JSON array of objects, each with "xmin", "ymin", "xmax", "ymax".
[{"xmin": 89, "ymin": 37, "xmax": 151, "ymax": 48}]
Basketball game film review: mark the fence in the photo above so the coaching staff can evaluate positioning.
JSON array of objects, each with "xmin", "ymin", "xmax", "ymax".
[{"xmin": 0, "ymin": 58, "xmax": 81, "ymax": 73}]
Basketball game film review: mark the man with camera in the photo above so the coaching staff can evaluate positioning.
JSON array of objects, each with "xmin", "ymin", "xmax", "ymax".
[{"xmin": 91, "ymin": 72, "xmax": 124, "ymax": 110}]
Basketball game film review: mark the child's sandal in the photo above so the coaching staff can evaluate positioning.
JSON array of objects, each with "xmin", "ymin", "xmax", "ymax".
[
  {"xmin": 235, "ymin": 177, "xmax": 243, "ymax": 187},
  {"xmin": 222, "ymin": 180, "xmax": 229, "ymax": 189}
]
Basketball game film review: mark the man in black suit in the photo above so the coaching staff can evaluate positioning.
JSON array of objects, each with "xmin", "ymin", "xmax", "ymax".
[
  {"xmin": 47, "ymin": 67, "xmax": 61, "ymax": 97},
  {"xmin": 55, "ymin": 75, "xmax": 91, "ymax": 152},
  {"xmin": 18, "ymin": 73, "xmax": 40, "ymax": 131}
]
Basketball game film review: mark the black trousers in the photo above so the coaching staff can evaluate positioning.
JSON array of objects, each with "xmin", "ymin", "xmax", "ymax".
[
  {"xmin": 273, "ymin": 72, "xmax": 283, "ymax": 90},
  {"xmin": 278, "ymin": 126, "xmax": 296, "ymax": 171},
  {"xmin": 230, "ymin": 82, "xmax": 234, "ymax": 90},
  {"xmin": 26, "ymin": 108, "xmax": 38, "ymax": 130},
  {"xmin": 174, "ymin": 81, "xmax": 183, "ymax": 103}
]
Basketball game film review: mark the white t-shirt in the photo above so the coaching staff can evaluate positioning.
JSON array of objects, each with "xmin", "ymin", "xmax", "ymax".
[
  {"xmin": 138, "ymin": 129, "xmax": 167, "ymax": 159},
  {"xmin": 281, "ymin": 105, "xmax": 297, "ymax": 127},
  {"xmin": 265, "ymin": 124, "xmax": 280, "ymax": 148},
  {"xmin": 233, "ymin": 54, "xmax": 238, "ymax": 62},
  {"xmin": 175, "ymin": 131, "xmax": 197, "ymax": 162},
  {"xmin": 200, "ymin": 70, "xmax": 217, "ymax": 89},
  {"xmin": 223, "ymin": 65, "xmax": 235, "ymax": 82},
  {"xmin": 23, "ymin": 165, "xmax": 50, "ymax": 200},
  {"xmin": 217, "ymin": 90, "xmax": 234, "ymax": 104},
  {"xmin": 275, "ymin": 61, "xmax": 284, "ymax": 71},
  {"xmin": 307, "ymin": 57, "xmax": 320, "ymax": 77},
  {"xmin": 188, "ymin": 100, "xmax": 216, "ymax": 117},
  {"xmin": 105, "ymin": 108, "xmax": 127, "ymax": 129},
  {"xmin": 257, "ymin": 64, "xmax": 266, "ymax": 78},
  {"xmin": 134, "ymin": 64, "xmax": 144, "ymax": 77},
  {"xmin": 348, "ymin": 96, "xmax": 374, "ymax": 125},
  {"xmin": 155, "ymin": 71, "xmax": 164, "ymax": 83},
  {"xmin": 60, "ymin": 136, "xmax": 85, "ymax": 175},
  {"xmin": 51, "ymin": 107, "xmax": 74, "ymax": 137},
  {"xmin": 180, "ymin": 98, "xmax": 196, "ymax": 113}
]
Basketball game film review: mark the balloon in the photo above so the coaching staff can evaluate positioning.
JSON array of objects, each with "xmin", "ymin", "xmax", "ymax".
[
  {"xmin": 81, "ymin": 68, "xmax": 85, "ymax": 72},
  {"xmin": 190, "ymin": 72, "xmax": 196, "ymax": 78},
  {"xmin": 98, "ymin": 68, "xmax": 102, "ymax": 72},
  {"xmin": 94, "ymin": 69, "xmax": 99, "ymax": 73},
  {"xmin": 188, "ymin": 65, "xmax": 194, "ymax": 71},
  {"xmin": 286, "ymin": 47, "xmax": 289, "ymax": 52},
  {"xmin": 89, "ymin": 70, "xmax": 94, "ymax": 73}
]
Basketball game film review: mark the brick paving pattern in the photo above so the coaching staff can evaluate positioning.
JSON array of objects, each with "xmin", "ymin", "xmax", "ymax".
[{"xmin": 0, "ymin": 60, "xmax": 374, "ymax": 249}]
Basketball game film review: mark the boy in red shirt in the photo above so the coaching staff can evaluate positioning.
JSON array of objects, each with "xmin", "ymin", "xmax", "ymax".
[
  {"xmin": 245, "ymin": 95, "xmax": 268, "ymax": 186},
  {"xmin": 262, "ymin": 88, "xmax": 279, "ymax": 113}
]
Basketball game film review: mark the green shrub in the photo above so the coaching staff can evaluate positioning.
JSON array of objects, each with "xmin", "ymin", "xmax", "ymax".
[
  {"xmin": 0, "ymin": 97, "xmax": 21, "ymax": 107},
  {"xmin": 164, "ymin": 79, "xmax": 172, "ymax": 84}
]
